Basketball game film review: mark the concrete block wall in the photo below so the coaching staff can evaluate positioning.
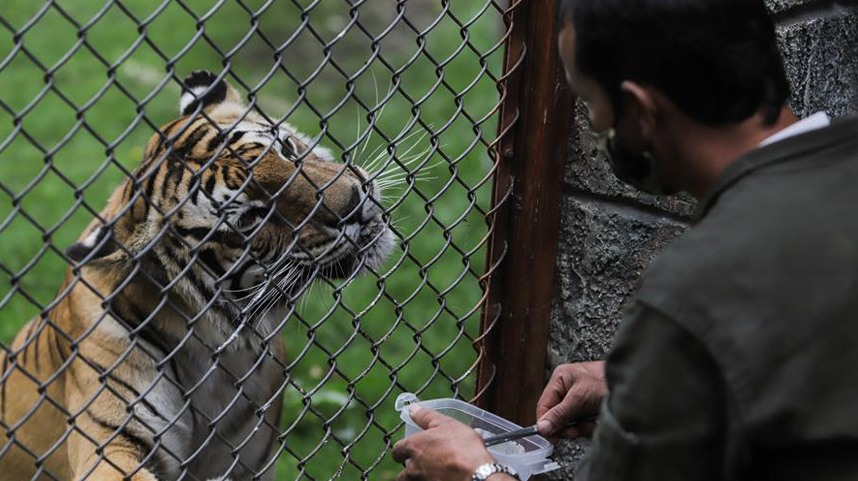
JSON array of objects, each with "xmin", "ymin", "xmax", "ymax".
[{"xmin": 545, "ymin": 1, "xmax": 858, "ymax": 478}]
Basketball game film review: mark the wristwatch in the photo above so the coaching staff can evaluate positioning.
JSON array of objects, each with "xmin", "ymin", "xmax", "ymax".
[{"xmin": 471, "ymin": 463, "xmax": 520, "ymax": 481}]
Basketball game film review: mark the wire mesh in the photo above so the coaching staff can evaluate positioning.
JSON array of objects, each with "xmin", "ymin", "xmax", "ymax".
[{"xmin": 0, "ymin": 0, "xmax": 520, "ymax": 480}]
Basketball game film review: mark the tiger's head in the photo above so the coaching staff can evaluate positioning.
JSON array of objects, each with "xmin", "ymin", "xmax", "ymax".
[{"xmin": 66, "ymin": 70, "xmax": 394, "ymax": 346}]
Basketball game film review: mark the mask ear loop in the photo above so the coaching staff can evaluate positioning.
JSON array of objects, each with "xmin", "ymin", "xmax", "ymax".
[
  {"xmin": 631, "ymin": 94, "xmax": 669, "ymax": 195},
  {"xmin": 595, "ymin": 89, "xmax": 673, "ymax": 195},
  {"xmin": 635, "ymin": 148, "xmax": 663, "ymax": 194},
  {"xmin": 584, "ymin": 87, "xmax": 668, "ymax": 195}
]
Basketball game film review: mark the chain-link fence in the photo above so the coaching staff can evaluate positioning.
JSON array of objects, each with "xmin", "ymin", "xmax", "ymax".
[{"xmin": 0, "ymin": 0, "xmax": 525, "ymax": 480}]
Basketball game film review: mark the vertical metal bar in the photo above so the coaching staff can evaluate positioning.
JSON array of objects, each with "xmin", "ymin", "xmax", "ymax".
[{"xmin": 476, "ymin": 0, "xmax": 574, "ymax": 426}]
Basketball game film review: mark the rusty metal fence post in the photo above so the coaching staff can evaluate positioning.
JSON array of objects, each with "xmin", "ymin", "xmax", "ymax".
[{"xmin": 476, "ymin": 0, "xmax": 574, "ymax": 426}]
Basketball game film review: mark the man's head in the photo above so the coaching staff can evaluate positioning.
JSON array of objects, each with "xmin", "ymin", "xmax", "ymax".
[{"xmin": 557, "ymin": 0, "xmax": 792, "ymax": 196}]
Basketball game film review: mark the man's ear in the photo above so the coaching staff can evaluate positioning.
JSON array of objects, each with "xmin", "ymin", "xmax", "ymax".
[
  {"xmin": 66, "ymin": 224, "xmax": 120, "ymax": 264},
  {"xmin": 619, "ymin": 80, "xmax": 658, "ymax": 138}
]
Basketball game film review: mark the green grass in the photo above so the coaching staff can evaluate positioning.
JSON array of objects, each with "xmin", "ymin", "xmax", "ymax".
[{"xmin": 0, "ymin": 1, "xmax": 504, "ymax": 479}]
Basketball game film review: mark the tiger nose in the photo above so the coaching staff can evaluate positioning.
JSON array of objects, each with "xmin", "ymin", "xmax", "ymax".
[
  {"xmin": 340, "ymin": 168, "xmax": 370, "ymax": 222},
  {"xmin": 319, "ymin": 183, "xmax": 364, "ymax": 227},
  {"xmin": 341, "ymin": 184, "xmax": 364, "ymax": 223}
]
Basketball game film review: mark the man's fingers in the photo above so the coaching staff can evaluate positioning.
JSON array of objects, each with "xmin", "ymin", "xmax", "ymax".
[
  {"xmin": 394, "ymin": 406, "xmax": 464, "ymax": 463},
  {"xmin": 535, "ymin": 384, "xmax": 564, "ymax": 420},
  {"xmin": 537, "ymin": 386, "xmax": 594, "ymax": 436},
  {"xmin": 396, "ymin": 468, "xmax": 414, "ymax": 481},
  {"xmin": 537, "ymin": 400, "xmax": 577, "ymax": 436},
  {"xmin": 538, "ymin": 379, "xmax": 606, "ymax": 437},
  {"xmin": 391, "ymin": 438, "xmax": 413, "ymax": 463},
  {"xmin": 396, "ymin": 468, "xmax": 415, "ymax": 481},
  {"xmin": 535, "ymin": 371, "xmax": 567, "ymax": 419},
  {"xmin": 409, "ymin": 405, "xmax": 454, "ymax": 429}
]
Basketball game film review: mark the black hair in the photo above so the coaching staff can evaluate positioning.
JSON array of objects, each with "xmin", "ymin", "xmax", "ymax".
[{"xmin": 558, "ymin": 0, "xmax": 791, "ymax": 126}]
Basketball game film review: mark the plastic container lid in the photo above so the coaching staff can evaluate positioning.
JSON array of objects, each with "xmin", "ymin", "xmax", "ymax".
[{"xmin": 395, "ymin": 393, "xmax": 560, "ymax": 480}]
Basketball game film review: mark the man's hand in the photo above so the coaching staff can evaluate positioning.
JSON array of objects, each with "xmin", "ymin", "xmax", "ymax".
[
  {"xmin": 392, "ymin": 405, "xmax": 514, "ymax": 481},
  {"xmin": 536, "ymin": 361, "xmax": 607, "ymax": 441}
]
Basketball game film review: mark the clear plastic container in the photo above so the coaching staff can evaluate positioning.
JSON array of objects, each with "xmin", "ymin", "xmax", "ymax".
[{"xmin": 395, "ymin": 393, "xmax": 560, "ymax": 480}]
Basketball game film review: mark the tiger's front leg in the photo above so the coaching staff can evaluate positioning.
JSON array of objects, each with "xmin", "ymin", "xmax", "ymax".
[
  {"xmin": 65, "ymin": 405, "xmax": 236, "ymax": 481},
  {"xmin": 63, "ymin": 342, "xmax": 180, "ymax": 481},
  {"xmin": 71, "ymin": 454, "xmax": 159, "ymax": 481},
  {"xmin": 67, "ymin": 429, "xmax": 159, "ymax": 481}
]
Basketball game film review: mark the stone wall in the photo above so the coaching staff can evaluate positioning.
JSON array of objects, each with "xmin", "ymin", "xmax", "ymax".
[{"xmin": 545, "ymin": 1, "xmax": 858, "ymax": 478}]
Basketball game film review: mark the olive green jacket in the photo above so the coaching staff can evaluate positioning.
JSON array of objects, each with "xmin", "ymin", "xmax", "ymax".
[{"xmin": 582, "ymin": 116, "xmax": 858, "ymax": 481}]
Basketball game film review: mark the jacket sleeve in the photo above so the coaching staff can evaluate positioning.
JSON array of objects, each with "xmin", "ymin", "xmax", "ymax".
[{"xmin": 580, "ymin": 301, "xmax": 728, "ymax": 481}]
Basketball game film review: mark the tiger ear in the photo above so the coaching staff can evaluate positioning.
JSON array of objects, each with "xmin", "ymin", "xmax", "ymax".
[
  {"xmin": 179, "ymin": 70, "xmax": 243, "ymax": 116},
  {"xmin": 66, "ymin": 224, "xmax": 120, "ymax": 264}
]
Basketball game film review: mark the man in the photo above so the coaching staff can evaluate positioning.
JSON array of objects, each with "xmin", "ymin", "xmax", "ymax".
[{"xmin": 392, "ymin": 0, "xmax": 858, "ymax": 480}]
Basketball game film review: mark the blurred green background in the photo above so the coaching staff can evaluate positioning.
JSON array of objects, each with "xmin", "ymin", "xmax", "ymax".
[{"xmin": 0, "ymin": 0, "xmax": 504, "ymax": 479}]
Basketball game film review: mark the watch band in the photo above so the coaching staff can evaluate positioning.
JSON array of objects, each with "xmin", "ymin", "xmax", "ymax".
[{"xmin": 471, "ymin": 462, "xmax": 520, "ymax": 481}]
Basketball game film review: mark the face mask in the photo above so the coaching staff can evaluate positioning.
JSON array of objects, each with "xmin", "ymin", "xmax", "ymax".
[{"xmin": 584, "ymin": 102, "xmax": 675, "ymax": 196}]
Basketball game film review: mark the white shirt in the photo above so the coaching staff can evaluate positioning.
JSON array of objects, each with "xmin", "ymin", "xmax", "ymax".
[{"xmin": 758, "ymin": 111, "xmax": 831, "ymax": 147}]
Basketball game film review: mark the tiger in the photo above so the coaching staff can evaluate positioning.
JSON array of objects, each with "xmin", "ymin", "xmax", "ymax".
[{"xmin": 0, "ymin": 70, "xmax": 394, "ymax": 481}]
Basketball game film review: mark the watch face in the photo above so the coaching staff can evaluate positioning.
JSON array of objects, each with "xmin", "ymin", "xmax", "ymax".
[
  {"xmin": 472, "ymin": 463, "xmax": 518, "ymax": 481},
  {"xmin": 477, "ymin": 464, "xmax": 495, "ymax": 477},
  {"xmin": 471, "ymin": 463, "xmax": 519, "ymax": 481},
  {"xmin": 472, "ymin": 463, "xmax": 496, "ymax": 480}
]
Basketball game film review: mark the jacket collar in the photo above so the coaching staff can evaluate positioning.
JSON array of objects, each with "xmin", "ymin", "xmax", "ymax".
[{"xmin": 694, "ymin": 114, "xmax": 858, "ymax": 222}]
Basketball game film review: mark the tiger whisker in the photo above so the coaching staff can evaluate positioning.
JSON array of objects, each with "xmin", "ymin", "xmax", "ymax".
[
  {"xmin": 375, "ymin": 173, "xmax": 436, "ymax": 186},
  {"xmin": 356, "ymin": 72, "xmax": 392, "ymax": 169},
  {"xmin": 388, "ymin": 131, "xmax": 431, "ymax": 163},
  {"xmin": 233, "ymin": 258, "xmax": 292, "ymax": 304},
  {"xmin": 355, "ymin": 73, "xmax": 380, "ymax": 163},
  {"xmin": 371, "ymin": 149, "xmax": 441, "ymax": 183},
  {"xmin": 226, "ymin": 282, "xmax": 265, "ymax": 296},
  {"xmin": 362, "ymin": 142, "xmax": 390, "ymax": 174},
  {"xmin": 389, "ymin": 215, "xmax": 411, "ymax": 226},
  {"xmin": 253, "ymin": 292, "xmax": 281, "ymax": 330},
  {"xmin": 247, "ymin": 263, "xmax": 300, "ymax": 323},
  {"xmin": 300, "ymin": 280, "xmax": 317, "ymax": 312},
  {"xmin": 364, "ymin": 136, "xmax": 430, "ymax": 176},
  {"xmin": 375, "ymin": 158, "xmax": 447, "ymax": 182},
  {"xmin": 243, "ymin": 260, "xmax": 295, "ymax": 309},
  {"xmin": 230, "ymin": 250, "xmax": 296, "ymax": 297},
  {"xmin": 364, "ymin": 128, "xmax": 430, "ymax": 171}
]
